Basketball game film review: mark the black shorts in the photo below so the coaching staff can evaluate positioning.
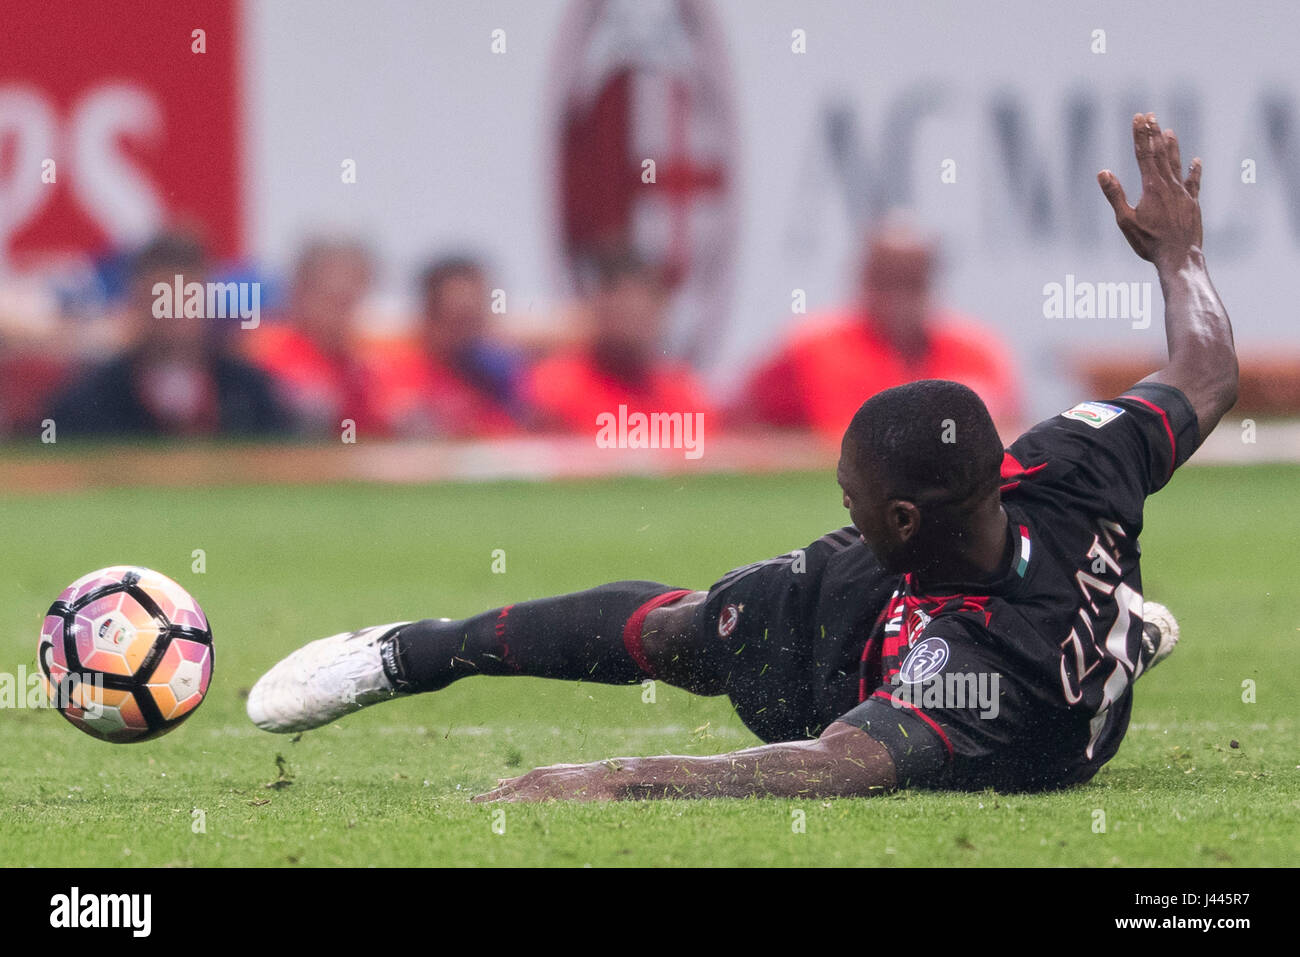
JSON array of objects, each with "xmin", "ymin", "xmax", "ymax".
[{"xmin": 693, "ymin": 527, "xmax": 902, "ymax": 743}]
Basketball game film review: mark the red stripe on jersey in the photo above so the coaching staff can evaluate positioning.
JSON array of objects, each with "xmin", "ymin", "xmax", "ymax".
[
  {"xmin": 1120, "ymin": 393, "xmax": 1177, "ymax": 480},
  {"xmin": 1000, "ymin": 451, "xmax": 1026, "ymax": 479},
  {"xmin": 621, "ymin": 589, "xmax": 694, "ymax": 678},
  {"xmin": 882, "ymin": 630, "xmax": 907, "ymax": 661},
  {"xmin": 870, "ymin": 690, "xmax": 955, "ymax": 759},
  {"xmin": 910, "ymin": 591, "xmax": 992, "ymax": 606},
  {"xmin": 496, "ymin": 605, "xmax": 516, "ymax": 670},
  {"xmin": 858, "ymin": 636, "xmax": 881, "ymax": 702},
  {"xmin": 1000, "ymin": 451, "xmax": 1047, "ymax": 492}
]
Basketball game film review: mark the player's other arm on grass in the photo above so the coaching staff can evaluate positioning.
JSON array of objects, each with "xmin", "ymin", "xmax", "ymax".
[
  {"xmin": 1097, "ymin": 112, "xmax": 1238, "ymax": 436},
  {"xmin": 471, "ymin": 722, "xmax": 896, "ymax": 802}
]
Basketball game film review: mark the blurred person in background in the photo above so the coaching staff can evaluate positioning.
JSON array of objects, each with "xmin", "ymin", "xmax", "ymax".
[
  {"xmin": 364, "ymin": 256, "xmax": 531, "ymax": 438},
  {"xmin": 0, "ymin": 333, "xmax": 71, "ymax": 437},
  {"xmin": 735, "ymin": 213, "xmax": 1020, "ymax": 440},
  {"xmin": 247, "ymin": 236, "xmax": 379, "ymax": 436},
  {"xmin": 48, "ymin": 232, "xmax": 288, "ymax": 438},
  {"xmin": 526, "ymin": 250, "xmax": 714, "ymax": 432}
]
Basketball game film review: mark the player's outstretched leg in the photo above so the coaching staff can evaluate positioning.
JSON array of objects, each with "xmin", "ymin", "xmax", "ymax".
[
  {"xmin": 247, "ymin": 582, "xmax": 710, "ymax": 733},
  {"xmin": 245, "ymin": 622, "xmax": 412, "ymax": 733},
  {"xmin": 246, "ymin": 585, "xmax": 1179, "ymax": 733}
]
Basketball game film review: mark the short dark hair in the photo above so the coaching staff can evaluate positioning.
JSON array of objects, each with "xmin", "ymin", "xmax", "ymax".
[
  {"xmin": 844, "ymin": 380, "xmax": 1003, "ymax": 506},
  {"xmin": 131, "ymin": 231, "xmax": 205, "ymax": 280},
  {"xmin": 418, "ymin": 255, "xmax": 484, "ymax": 297}
]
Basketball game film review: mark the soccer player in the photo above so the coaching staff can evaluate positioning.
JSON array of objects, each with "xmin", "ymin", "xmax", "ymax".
[{"xmin": 248, "ymin": 115, "xmax": 1236, "ymax": 801}]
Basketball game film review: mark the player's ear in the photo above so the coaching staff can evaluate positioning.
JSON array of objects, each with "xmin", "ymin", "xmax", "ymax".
[{"xmin": 888, "ymin": 499, "xmax": 921, "ymax": 544}]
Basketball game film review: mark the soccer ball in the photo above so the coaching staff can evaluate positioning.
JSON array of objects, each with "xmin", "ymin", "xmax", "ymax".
[{"xmin": 37, "ymin": 566, "xmax": 214, "ymax": 743}]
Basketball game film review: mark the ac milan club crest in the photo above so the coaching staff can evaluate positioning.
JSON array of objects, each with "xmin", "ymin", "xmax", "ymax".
[
  {"xmin": 717, "ymin": 603, "xmax": 741, "ymax": 638},
  {"xmin": 551, "ymin": 0, "xmax": 739, "ymax": 364}
]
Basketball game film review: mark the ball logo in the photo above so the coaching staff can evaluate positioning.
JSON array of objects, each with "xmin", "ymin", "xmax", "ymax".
[
  {"xmin": 718, "ymin": 603, "xmax": 741, "ymax": 638},
  {"xmin": 98, "ymin": 617, "xmax": 129, "ymax": 646},
  {"xmin": 899, "ymin": 637, "xmax": 950, "ymax": 684}
]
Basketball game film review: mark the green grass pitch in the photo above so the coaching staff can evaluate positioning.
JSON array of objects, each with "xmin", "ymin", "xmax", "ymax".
[{"xmin": 0, "ymin": 466, "xmax": 1295, "ymax": 867}]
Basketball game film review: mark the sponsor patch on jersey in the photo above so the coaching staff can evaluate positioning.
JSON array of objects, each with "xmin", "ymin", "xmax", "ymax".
[
  {"xmin": 1060, "ymin": 401, "xmax": 1125, "ymax": 429},
  {"xmin": 898, "ymin": 636, "xmax": 950, "ymax": 684}
]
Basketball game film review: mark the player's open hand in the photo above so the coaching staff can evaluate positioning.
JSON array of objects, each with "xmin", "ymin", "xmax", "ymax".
[
  {"xmin": 1098, "ymin": 113, "xmax": 1203, "ymax": 268},
  {"xmin": 472, "ymin": 760, "xmax": 629, "ymax": 802}
]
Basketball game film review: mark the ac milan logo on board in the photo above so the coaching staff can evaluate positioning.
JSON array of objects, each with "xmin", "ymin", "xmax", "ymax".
[{"xmin": 551, "ymin": 0, "xmax": 739, "ymax": 364}]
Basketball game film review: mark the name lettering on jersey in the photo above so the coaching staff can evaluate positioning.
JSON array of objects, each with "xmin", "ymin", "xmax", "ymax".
[
  {"xmin": 1086, "ymin": 536, "xmax": 1122, "ymax": 577},
  {"xmin": 1059, "ymin": 625, "xmax": 1094, "ymax": 706},
  {"xmin": 1098, "ymin": 518, "xmax": 1126, "ymax": 548},
  {"xmin": 1059, "ymin": 518, "xmax": 1144, "ymax": 757},
  {"xmin": 1075, "ymin": 527, "xmax": 1128, "ymax": 611}
]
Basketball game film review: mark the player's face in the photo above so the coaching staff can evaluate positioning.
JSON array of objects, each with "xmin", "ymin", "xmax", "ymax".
[
  {"xmin": 837, "ymin": 453, "xmax": 888, "ymax": 552},
  {"xmin": 837, "ymin": 446, "xmax": 923, "ymax": 575}
]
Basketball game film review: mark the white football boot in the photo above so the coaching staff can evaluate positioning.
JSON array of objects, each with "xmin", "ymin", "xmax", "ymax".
[
  {"xmin": 1138, "ymin": 600, "xmax": 1180, "ymax": 676},
  {"xmin": 247, "ymin": 622, "xmax": 412, "ymax": 733}
]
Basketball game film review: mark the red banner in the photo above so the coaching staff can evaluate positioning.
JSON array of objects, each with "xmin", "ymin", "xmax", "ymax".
[{"xmin": 0, "ymin": 0, "xmax": 244, "ymax": 267}]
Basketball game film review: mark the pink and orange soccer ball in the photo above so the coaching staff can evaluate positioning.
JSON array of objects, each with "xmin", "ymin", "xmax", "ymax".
[{"xmin": 38, "ymin": 566, "xmax": 214, "ymax": 742}]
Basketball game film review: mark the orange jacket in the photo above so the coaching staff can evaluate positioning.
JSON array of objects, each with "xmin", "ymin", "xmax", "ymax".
[
  {"xmin": 526, "ymin": 350, "xmax": 715, "ymax": 433},
  {"xmin": 246, "ymin": 324, "xmax": 381, "ymax": 436},
  {"xmin": 738, "ymin": 310, "xmax": 1020, "ymax": 439},
  {"xmin": 360, "ymin": 340, "xmax": 522, "ymax": 439}
]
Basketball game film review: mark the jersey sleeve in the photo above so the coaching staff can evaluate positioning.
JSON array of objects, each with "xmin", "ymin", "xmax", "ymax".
[
  {"xmin": 833, "ymin": 616, "xmax": 1046, "ymax": 790},
  {"xmin": 833, "ymin": 678, "xmax": 951, "ymax": 787},
  {"xmin": 1005, "ymin": 381, "xmax": 1200, "ymax": 523}
]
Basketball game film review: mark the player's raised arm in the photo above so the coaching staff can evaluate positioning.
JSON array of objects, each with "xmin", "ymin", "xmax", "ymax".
[{"xmin": 1097, "ymin": 112, "xmax": 1238, "ymax": 437}]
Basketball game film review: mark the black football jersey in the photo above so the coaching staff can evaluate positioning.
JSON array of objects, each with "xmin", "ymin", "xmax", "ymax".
[{"xmin": 840, "ymin": 382, "xmax": 1201, "ymax": 791}]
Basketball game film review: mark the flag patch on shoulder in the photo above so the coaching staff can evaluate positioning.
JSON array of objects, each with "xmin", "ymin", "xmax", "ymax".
[{"xmin": 1060, "ymin": 401, "xmax": 1125, "ymax": 428}]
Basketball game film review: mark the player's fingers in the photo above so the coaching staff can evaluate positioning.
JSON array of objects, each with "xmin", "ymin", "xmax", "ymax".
[
  {"xmin": 1143, "ymin": 114, "xmax": 1169, "ymax": 187},
  {"xmin": 1132, "ymin": 113, "xmax": 1156, "ymax": 181},
  {"xmin": 1097, "ymin": 170, "xmax": 1133, "ymax": 219},
  {"xmin": 1185, "ymin": 157, "xmax": 1202, "ymax": 199},
  {"xmin": 1164, "ymin": 129, "xmax": 1183, "ymax": 183}
]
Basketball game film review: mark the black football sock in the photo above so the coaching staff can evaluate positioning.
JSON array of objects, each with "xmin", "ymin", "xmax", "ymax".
[{"xmin": 383, "ymin": 581, "xmax": 690, "ymax": 692}]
